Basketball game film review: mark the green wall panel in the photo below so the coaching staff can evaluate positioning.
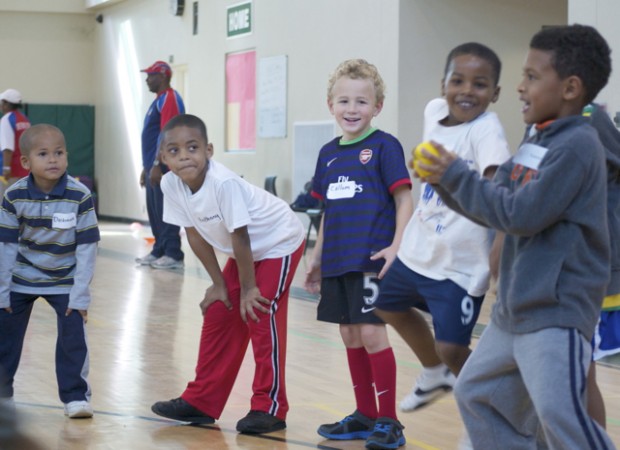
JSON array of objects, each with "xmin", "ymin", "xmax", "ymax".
[{"xmin": 23, "ymin": 104, "xmax": 95, "ymax": 180}]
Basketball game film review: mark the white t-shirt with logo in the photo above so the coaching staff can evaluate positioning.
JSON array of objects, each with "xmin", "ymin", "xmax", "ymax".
[
  {"xmin": 398, "ymin": 98, "xmax": 511, "ymax": 296},
  {"xmin": 161, "ymin": 159, "xmax": 304, "ymax": 260}
]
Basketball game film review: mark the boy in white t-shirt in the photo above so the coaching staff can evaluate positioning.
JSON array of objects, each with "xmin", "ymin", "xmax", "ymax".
[
  {"xmin": 150, "ymin": 114, "xmax": 305, "ymax": 435},
  {"xmin": 374, "ymin": 43, "xmax": 511, "ymax": 415}
]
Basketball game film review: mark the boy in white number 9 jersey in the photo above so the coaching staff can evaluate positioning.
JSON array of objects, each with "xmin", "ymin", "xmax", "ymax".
[{"xmin": 374, "ymin": 43, "xmax": 511, "ymax": 426}]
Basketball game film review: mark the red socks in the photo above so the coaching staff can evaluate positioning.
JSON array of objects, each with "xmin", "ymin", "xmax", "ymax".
[
  {"xmin": 369, "ymin": 347, "xmax": 398, "ymax": 420},
  {"xmin": 346, "ymin": 346, "xmax": 398, "ymax": 420},
  {"xmin": 346, "ymin": 347, "xmax": 378, "ymax": 419}
]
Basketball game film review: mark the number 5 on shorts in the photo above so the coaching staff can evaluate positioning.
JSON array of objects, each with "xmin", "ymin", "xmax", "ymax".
[{"xmin": 363, "ymin": 273, "xmax": 379, "ymax": 306}]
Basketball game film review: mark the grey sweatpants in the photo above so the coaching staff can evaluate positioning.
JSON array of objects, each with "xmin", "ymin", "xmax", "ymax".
[{"xmin": 455, "ymin": 322, "xmax": 616, "ymax": 450}]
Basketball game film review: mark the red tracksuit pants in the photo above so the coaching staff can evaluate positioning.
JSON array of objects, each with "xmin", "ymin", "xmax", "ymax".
[{"xmin": 181, "ymin": 243, "xmax": 303, "ymax": 420}]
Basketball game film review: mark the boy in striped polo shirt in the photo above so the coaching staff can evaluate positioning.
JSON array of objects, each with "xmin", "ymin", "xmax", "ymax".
[{"xmin": 0, "ymin": 124, "xmax": 100, "ymax": 419}]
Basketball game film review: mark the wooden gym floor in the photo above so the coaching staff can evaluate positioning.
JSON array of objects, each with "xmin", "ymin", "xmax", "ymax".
[{"xmin": 6, "ymin": 221, "xmax": 620, "ymax": 449}]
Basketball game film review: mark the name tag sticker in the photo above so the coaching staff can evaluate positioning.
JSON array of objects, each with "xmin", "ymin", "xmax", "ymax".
[
  {"xmin": 52, "ymin": 212, "xmax": 77, "ymax": 229},
  {"xmin": 513, "ymin": 143, "xmax": 548, "ymax": 171},
  {"xmin": 326, "ymin": 180, "xmax": 357, "ymax": 200}
]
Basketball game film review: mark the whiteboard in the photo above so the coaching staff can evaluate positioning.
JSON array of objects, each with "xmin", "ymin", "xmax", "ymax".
[{"xmin": 258, "ymin": 55, "xmax": 287, "ymax": 138}]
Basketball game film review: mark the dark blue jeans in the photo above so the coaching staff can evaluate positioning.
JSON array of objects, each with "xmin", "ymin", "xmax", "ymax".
[
  {"xmin": 0, "ymin": 293, "xmax": 90, "ymax": 403},
  {"xmin": 145, "ymin": 180, "xmax": 184, "ymax": 261}
]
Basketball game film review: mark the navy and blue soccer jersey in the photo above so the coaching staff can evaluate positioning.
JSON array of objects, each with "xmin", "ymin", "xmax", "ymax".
[
  {"xmin": 0, "ymin": 173, "xmax": 100, "ymax": 291},
  {"xmin": 311, "ymin": 129, "xmax": 411, "ymax": 277}
]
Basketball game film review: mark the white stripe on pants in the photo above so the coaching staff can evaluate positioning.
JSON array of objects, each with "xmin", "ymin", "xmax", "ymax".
[{"xmin": 454, "ymin": 322, "xmax": 616, "ymax": 450}]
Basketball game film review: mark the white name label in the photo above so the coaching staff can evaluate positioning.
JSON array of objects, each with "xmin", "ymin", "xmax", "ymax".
[
  {"xmin": 513, "ymin": 143, "xmax": 548, "ymax": 171},
  {"xmin": 327, "ymin": 180, "xmax": 357, "ymax": 199},
  {"xmin": 52, "ymin": 212, "xmax": 76, "ymax": 229}
]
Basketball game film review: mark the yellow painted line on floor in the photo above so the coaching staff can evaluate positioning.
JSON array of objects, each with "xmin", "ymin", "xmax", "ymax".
[
  {"xmin": 405, "ymin": 437, "xmax": 441, "ymax": 450},
  {"xmin": 313, "ymin": 403, "xmax": 352, "ymax": 418}
]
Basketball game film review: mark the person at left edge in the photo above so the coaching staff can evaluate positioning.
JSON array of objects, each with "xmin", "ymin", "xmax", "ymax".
[
  {"xmin": 0, "ymin": 124, "xmax": 100, "ymax": 419},
  {"xmin": 136, "ymin": 60, "xmax": 185, "ymax": 270},
  {"xmin": 0, "ymin": 89, "xmax": 31, "ymax": 198}
]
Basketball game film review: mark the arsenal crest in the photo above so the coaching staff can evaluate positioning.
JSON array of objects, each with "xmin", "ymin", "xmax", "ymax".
[{"xmin": 359, "ymin": 149, "xmax": 373, "ymax": 164}]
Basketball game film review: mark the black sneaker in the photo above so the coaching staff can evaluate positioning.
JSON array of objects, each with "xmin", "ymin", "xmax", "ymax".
[
  {"xmin": 365, "ymin": 417, "xmax": 406, "ymax": 449},
  {"xmin": 151, "ymin": 397, "xmax": 215, "ymax": 424},
  {"xmin": 317, "ymin": 410, "xmax": 375, "ymax": 440},
  {"xmin": 236, "ymin": 410, "xmax": 286, "ymax": 434}
]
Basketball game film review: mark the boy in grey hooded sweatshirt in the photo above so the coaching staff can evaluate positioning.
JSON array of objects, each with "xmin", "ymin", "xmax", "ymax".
[{"xmin": 416, "ymin": 24, "xmax": 616, "ymax": 450}]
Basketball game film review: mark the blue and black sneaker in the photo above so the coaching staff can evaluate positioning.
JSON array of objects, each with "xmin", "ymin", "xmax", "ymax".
[
  {"xmin": 317, "ymin": 410, "xmax": 375, "ymax": 440},
  {"xmin": 365, "ymin": 417, "xmax": 406, "ymax": 449}
]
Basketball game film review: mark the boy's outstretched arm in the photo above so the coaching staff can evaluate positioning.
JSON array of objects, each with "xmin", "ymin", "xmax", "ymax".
[
  {"xmin": 185, "ymin": 227, "xmax": 232, "ymax": 314},
  {"xmin": 231, "ymin": 226, "xmax": 271, "ymax": 323},
  {"xmin": 480, "ymin": 165, "xmax": 505, "ymax": 283},
  {"xmin": 421, "ymin": 151, "xmax": 506, "ymax": 280},
  {"xmin": 417, "ymin": 142, "xmax": 497, "ymax": 228},
  {"xmin": 415, "ymin": 141, "xmax": 458, "ymax": 184},
  {"xmin": 304, "ymin": 214, "xmax": 324, "ymax": 294},
  {"xmin": 428, "ymin": 137, "xmax": 601, "ymax": 235},
  {"xmin": 370, "ymin": 184, "xmax": 414, "ymax": 278}
]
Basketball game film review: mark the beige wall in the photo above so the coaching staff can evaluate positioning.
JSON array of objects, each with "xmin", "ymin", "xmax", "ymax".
[
  {"xmin": 569, "ymin": 0, "xmax": 620, "ymax": 119},
  {"xmin": 91, "ymin": 0, "xmax": 191, "ymax": 219},
  {"xmin": 93, "ymin": 0, "xmax": 568, "ymax": 221},
  {"xmin": 0, "ymin": 0, "xmax": 87, "ymax": 14},
  {"xmin": 93, "ymin": 0, "xmax": 403, "ymax": 219},
  {"xmin": 0, "ymin": 11, "xmax": 95, "ymax": 104},
  {"xmin": 6, "ymin": 0, "xmax": 615, "ymax": 223},
  {"xmin": 398, "ymin": 0, "xmax": 567, "ymax": 160}
]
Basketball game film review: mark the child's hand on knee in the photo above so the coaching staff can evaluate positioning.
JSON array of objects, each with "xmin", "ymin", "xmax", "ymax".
[{"xmin": 65, "ymin": 308, "xmax": 88, "ymax": 323}]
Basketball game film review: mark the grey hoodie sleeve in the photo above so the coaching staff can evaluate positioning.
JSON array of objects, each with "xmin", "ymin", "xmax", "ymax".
[
  {"xmin": 437, "ymin": 135, "xmax": 600, "ymax": 236},
  {"xmin": 432, "ymin": 176, "xmax": 489, "ymax": 228}
]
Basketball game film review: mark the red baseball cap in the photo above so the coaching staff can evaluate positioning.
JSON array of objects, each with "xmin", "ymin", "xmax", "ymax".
[{"xmin": 141, "ymin": 61, "xmax": 172, "ymax": 77}]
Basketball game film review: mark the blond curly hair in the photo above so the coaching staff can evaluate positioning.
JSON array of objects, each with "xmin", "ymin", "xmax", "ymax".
[{"xmin": 327, "ymin": 59, "xmax": 385, "ymax": 104}]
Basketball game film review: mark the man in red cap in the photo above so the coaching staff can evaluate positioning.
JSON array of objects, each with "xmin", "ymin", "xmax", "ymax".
[
  {"xmin": 0, "ymin": 89, "xmax": 30, "ymax": 195},
  {"xmin": 136, "ymin": 61, "xmax": 185, "ymax": 269}
]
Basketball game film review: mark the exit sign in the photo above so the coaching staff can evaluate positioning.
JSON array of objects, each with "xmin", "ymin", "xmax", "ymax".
[{"xmin": 227, "ymin": 1, "xmax": 252, "ymax": 38}]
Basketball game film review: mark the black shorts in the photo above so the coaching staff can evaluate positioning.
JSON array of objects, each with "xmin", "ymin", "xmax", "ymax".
[{"xmin": 317, "ymin": 272, "xmax": 383, "ymax": 325}]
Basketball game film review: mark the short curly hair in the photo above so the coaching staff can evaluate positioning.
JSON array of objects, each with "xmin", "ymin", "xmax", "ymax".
[
  {"xmin": 530, "ymin": 24, "xmax": 611, "ymax": 104},
  {"xmin": 444, "ymin": 42, "xmax": 502, "ymax": 86},
  {"xmin": 327, "ymin": 59, "xmax": 385, "ymax": 104}
]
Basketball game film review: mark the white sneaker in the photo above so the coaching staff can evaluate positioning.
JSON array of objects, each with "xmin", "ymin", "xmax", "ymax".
[
  {"xmin": 399, "ymin": 365, "xmax": 456, "ymax": 412},
  {"xmin": 150, "ymin": 255, "xmax": 184, "ymax": 270},
  {"xmin": 135, "ymin": 253, "xmax": 158, "ymax": 265},
  {"xmin": 64, "ymin": 400, "xmax": 93, "ymax": 418}
]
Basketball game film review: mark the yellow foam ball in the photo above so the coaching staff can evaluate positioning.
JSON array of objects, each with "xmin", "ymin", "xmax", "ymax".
[{"xmin": 412, "ymin": 141, "xmax": 440, "ymax": 178}]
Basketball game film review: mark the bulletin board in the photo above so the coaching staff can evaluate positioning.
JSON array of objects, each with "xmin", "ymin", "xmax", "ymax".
[{"xmin": 226, "ymin": 49, "xmax": 256, "ymax": 151}]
